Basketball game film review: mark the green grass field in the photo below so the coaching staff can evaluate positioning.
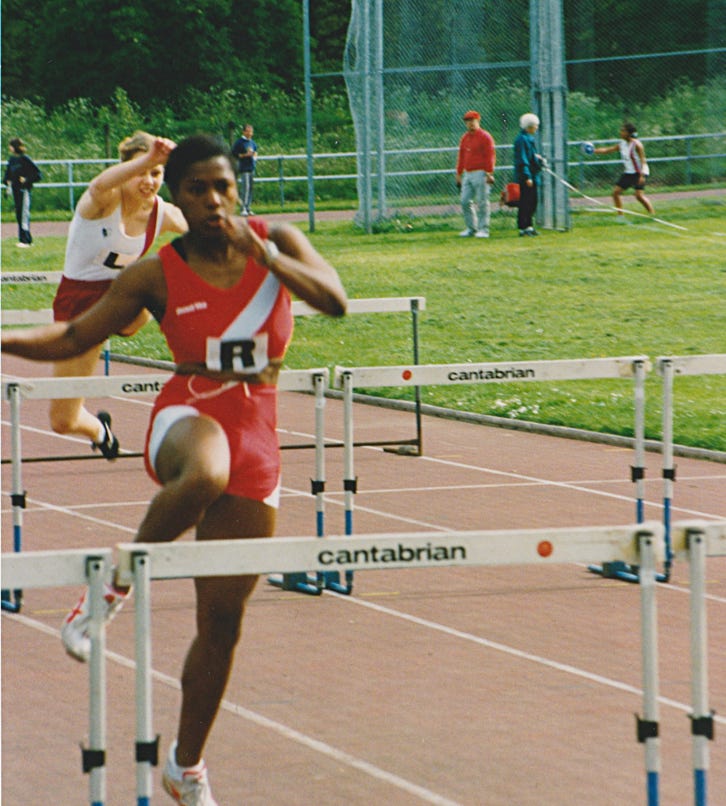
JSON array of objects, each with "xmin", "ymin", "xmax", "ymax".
[{"xmin": 2, "ymin": 196, "xmax": 725, "ymax": 451}]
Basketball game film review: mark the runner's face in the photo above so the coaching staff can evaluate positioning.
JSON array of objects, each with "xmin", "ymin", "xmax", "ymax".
[
  {"xmin": 124, "ymin": 161, "xmax": 165, "ymax": 200},
  {"xmin": 173, "ymin": 156, "xmax": 239, "ymax": 236}
]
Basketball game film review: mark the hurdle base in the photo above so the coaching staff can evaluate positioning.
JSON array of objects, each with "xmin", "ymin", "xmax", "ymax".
[
  {"xmin": 1, "ymin": 588, "xmax": 22, "ymax": 613},
  {"xmin": 588, "ymin": 563, "xmax": 670, "ymax": 584},
  {"xmin": 383, "ymin": 444, "xmax": 421, "ymax": 457},
  {"xmin": 267, "ymin": 572, "xmax": 323, "ymax": 596},
  {"xmin": 321, "ymin": 570, "xmax": 354, "ymax": 595}
]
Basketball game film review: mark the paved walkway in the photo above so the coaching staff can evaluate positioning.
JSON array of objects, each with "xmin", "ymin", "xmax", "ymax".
[{"xmin": 3, "ymin": 189, "xmax": 723, "ymax": 240}]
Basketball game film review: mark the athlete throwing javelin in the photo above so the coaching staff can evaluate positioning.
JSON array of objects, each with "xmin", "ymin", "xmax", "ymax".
[{"xmin": 2, "ymin": 134, "xmax": 348, "ymax": 805}]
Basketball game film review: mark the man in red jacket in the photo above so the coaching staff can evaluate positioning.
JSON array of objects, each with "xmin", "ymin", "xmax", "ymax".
[{"xmin": 455, "ymin": 110, "xmax": 496, "ymax": 238}]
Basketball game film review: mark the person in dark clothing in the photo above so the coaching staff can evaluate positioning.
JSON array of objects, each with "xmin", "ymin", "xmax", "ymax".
[
  {"xmin": 4, "ymin": 137, "xmax": 42, "ymax": 246},
  {"xmin": 513, "ymin": 114, "xmax": 543, "ymax": 237},
  {"xmin": 231, "ymin": 123, "xmax": 257, "ymax": 215}
]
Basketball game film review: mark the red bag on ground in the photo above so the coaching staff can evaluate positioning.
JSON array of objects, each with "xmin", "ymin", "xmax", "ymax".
[{"xmin": 501, "ymin": 182, "xmax": 520, "ymax": 208}]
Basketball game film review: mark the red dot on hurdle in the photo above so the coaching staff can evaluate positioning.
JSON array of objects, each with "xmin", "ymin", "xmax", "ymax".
[
  {"xmin": 402, "ymin": 369, "xmax": 413, "ymax": 380},
  {"xmin": 537, "ymin": 540, "xmax": 553, "ymax": 558}
]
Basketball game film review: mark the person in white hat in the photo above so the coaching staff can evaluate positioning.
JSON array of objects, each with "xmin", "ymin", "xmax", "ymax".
[{"xmin": 513, "ymin": 113, "xmax": 543, "ymax": 236}]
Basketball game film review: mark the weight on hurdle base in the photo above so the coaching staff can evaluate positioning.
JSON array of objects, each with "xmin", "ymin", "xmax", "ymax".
[{"xmin": 267, "ymin": 571, "xmax": 323, "ymax": 596}]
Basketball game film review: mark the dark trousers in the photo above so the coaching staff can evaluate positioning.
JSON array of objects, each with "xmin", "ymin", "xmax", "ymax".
[{"xmin": 517, "ymin": 182, "xmax": 538, "ymax": 231}]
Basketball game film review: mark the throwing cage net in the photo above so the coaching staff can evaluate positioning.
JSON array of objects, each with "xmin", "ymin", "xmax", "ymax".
[
  {"xmin": 343, "ymin": 0, "xmax": 569, "ymax": 231},
  {"xmin": 341, "ymin": 0, "xmax": 725, "ymax": 231}
]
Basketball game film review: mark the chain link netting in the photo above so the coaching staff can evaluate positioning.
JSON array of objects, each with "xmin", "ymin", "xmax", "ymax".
[{"xmin": 341, "ymin": 0, "xmax": 725, "ymax": 228}]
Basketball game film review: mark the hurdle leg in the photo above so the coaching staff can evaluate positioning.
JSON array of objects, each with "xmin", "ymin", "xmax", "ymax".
[
  {"xmin": 660, "ymin": 359, "xmax": 675, "ymax": 581},
  {"xmin": 637, "ymin": 529, "xmax": 661, "ymax": 806},
  {"xmin": 2, "ymin": 383, "xmax": 24, "ymax": 612},
  {"xmin": 688, "ymin": 527, "xmax": 712, "ymax": 806},
  {"xmin": 411, "ymin": 298, "xmax": 423, "ymax": 457},
  {"xmin": 134, "ymin": 552, "xmax": 159, "ymax": 806},
  {"xmin": 323, "ymin": 370, "xmax": 354, "ymax": 594},
  {"xmin": 590, "ymin": 359, "xmax": 646, "ymax": 583},
  {"xmin": 268, "ymin": 373, "xmax": 326, "ymax": 595},
  {"xmin": 310, "ymin": 371, "xmax": 327, "ymax": 591},
  {"xmin": 84, "ymin": 556, "xmax": 108, "ymax": 806}
]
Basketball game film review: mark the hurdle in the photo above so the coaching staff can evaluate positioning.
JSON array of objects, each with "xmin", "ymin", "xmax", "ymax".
[
  {"xmin": 1, "ymin": 368, "xmax": 330, "ymax": 611},
  {"xmin": 2, "ymin": 270, "xmax": 113, "ymax": 373},
  {"xmin": 656, "ymin": 355, "xmax": 726, "ymax": 582},
  {"xmin": 1, "ymin": 547, "xmax": 113, "ymax": 806},
  {"xmin": 333, "ymin": 356, "xmax": 651, "ymax": 591},
  {"xmin": 113, "ymin": 522, "xmax": 666, "ymax": 806},
  {"xmin": 5, "ymin": 520, "xmax": 725, "ymax": 804},
  {"xmin": 671, "ymin": 520, "xmax": 726, "ymax": 806}
]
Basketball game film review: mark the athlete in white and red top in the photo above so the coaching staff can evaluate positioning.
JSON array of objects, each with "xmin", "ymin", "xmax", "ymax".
[
  {"xmin": 594, "ymin": 122, "xmax": 654, "ymax": 217},
  {"xmin": 1, "ymin": 133, "xmax": 347, "ymax": 806},
  {"xmin": 50, "ymin": 132, "xmax": 187, "ymax": 458}
]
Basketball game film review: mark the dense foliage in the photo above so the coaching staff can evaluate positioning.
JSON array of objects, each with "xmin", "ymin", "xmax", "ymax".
[{"xmin": 2, "ymin": 0, "xmax": 719, "ymax": 109}]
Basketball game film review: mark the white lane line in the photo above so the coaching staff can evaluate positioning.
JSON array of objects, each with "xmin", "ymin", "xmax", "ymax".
[{"xmin": 330, "ymin": 591, "xmax": 726, "ymax": 723}]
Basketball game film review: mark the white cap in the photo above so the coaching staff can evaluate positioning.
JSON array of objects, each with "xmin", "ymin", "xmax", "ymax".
[{"xmin": 519, "ymin": 113, "xmax": 540, "ymax": 129}]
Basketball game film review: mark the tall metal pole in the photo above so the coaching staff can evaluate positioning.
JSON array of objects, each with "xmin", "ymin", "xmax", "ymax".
[
  {"xmin": 530, "ymin": 0, "xmax": 570, "ymax": 231},
  {"xmin": 361, "ymin": 0, "xmax": 372, "ymax": 232},
  {"xmin": 303, "ymin": 0, "xmax": 316, "ymax": 232},
  {"xmin": 374, "ymin": 0, "xmax": 386, "ymax": 219}
]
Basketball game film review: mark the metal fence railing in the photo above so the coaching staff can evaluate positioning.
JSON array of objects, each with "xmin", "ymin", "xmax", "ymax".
[{"xmin": 26, "ymin": 131, "xmax": 725, "ymax": 212}]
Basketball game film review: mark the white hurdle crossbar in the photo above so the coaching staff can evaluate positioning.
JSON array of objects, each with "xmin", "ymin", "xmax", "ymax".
[
  {"xmin": 334, "ymin": 356, "xmax": 652, "ymax": 588},
  {"xmin": 657, "ymin": 355, "xmax": 726, "ymax": 581},
  {"xmin": 296, "ymin": 296, "xmax": 426, "ymax": 454}
]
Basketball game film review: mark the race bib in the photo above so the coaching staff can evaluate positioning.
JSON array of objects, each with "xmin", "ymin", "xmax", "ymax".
[{"xmin": 206, "ymin": 332, "xmax": 269, "ymax": 374}]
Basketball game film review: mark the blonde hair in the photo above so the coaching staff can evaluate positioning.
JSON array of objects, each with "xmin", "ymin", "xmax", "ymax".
[
  {"xmin": 118, "ymin": 131, "xmax": 155, "ymax": 162},
  {"xmin": 519, "ymin": 113, "xmax": 540, "ymax": 130}
]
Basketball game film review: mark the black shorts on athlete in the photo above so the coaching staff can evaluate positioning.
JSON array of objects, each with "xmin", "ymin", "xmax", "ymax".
[{"xmin": 616, "ymin": 173, "xmax": 646, "ymax": 190}]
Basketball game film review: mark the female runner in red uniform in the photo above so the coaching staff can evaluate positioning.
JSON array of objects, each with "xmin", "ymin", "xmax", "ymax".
[{"xmin": 2, "ymin": 134, "xmax": 347, "ymax": 805}]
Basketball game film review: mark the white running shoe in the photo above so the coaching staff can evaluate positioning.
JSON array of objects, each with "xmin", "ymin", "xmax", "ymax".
[
  {"xmin": 458, "ymin": 228, "xmax": 475, "ymax": 237},
  {"xmin": 61, "ymin": 583, "xmax": 129, "ymax": 662},
  {"xmin": 475, "ymin": 229, "xmax": 490, "ymax": 238},
  {"xmin": 162, "ymin": 743, "xmax": 218, "ymax": 806}
]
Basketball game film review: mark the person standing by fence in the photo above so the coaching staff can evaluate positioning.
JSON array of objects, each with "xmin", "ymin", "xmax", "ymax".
[
  {"xmin": 4, "ymin": 137, "xmax": 42, "ymax": 247},
  {"xmin": 455, "ymin": 111, "xmax": 496, "ymax": 238},
  {"xmin": 49, "ymin": 131, "xmax": 187, "ymax": 460},
  {"xmin": 232, "ymin": 123, "xmax": 257, "ymax": 215},
  {"xmin": 513, "ymin": 113, "xmax": 543, "ymax": 237}
]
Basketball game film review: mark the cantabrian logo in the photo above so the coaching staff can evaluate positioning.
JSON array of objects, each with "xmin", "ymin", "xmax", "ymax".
[
  {"xmin": 447, "ymin": 367, "xmax": 536, "ymax": 382},
  {"xmin": 317, "ymin": 541, "xmax": 467, "ymax": 567},
  {"xmin": 121, "ymin": 380, "xmax": 164, "ymax": 394}
]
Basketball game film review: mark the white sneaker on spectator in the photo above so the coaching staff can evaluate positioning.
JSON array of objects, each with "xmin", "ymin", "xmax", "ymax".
[
  {"xmin": 475, "ymin": 229, "xmax": 489, "ymax": 238},
  {"xmin": 458, "ymin": 229, "xmax": 475, "ymax": 237}
]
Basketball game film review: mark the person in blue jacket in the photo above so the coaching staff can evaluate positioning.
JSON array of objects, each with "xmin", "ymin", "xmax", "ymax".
[
  {"xmin": 231, "ymin": 123, "xmax": 257, "ymax": 215},
  {"xmin": 4, "ymin": 137, "xmax": 42, "ymax": 246},
  {"xmin": 513, "ymin": 114, "xmax": 543, "ymax": 237}
]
